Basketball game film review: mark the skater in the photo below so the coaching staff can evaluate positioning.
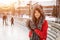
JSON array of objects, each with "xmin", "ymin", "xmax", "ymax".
[
  {"xmin": 11, "ymin": 17, "xmax": 14, "ymax": 26},
  {"xmin": 3, "ymin": 15, "xmax": 7, "ymax": 25}
]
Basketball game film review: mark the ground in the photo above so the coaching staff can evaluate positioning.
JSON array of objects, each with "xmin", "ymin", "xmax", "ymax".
[
  {"xmin": 0, "ymin": 17, "xmax": 30, "ymax": 40},
  {"xmin": 0, "ymin": 16, "xmax": 60, "ymax": 40}
]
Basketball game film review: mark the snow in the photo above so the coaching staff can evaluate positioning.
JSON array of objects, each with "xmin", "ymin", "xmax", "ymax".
[
  {"xmin": 0, "ymin": 17, "xmax": 30, "ymax": 40},
  {"xmin": 45, "ymin": 16, "xmax": 56, "ymax": 22},
  {"xmin": 0, "ymin": 15, "xmax": 58, "ymax": 40}
]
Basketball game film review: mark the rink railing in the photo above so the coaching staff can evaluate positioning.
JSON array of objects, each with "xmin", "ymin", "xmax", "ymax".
[{"xmin": 47, "ymin": 21, "xmax": 60, "ymax": 40}]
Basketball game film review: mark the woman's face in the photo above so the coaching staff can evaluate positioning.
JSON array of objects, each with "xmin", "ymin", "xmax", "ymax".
[{"xmin": 34, "ymin": 10, "xmax": 41, "ymax": 19}]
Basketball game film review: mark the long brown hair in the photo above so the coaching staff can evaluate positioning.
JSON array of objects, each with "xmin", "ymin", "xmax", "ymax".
[
  {"xmin": 32, "ymin": 5, "xmax": 45, "ymax": 24},
  {"xmin": 27, "ymin": 5, "xmax": 45, "ymax": 29}
]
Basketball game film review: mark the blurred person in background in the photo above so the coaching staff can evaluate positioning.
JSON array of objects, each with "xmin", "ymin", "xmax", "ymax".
[
  {"xmin": 3, "ymin": 14, "xmax": 7, "ymax": 26},
  {"xmin": 11, "ymin": 17, "xmax": 14, "ymax": 26}
]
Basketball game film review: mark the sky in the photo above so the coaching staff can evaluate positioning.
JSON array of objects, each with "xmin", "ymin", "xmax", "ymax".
[
  {"xmin": 20, "ymin": 0, "xmax": 56, "ymax": 6},
  {"xmin": 0, "ymin": 0, "xmax": 56, "ymax": 7}
]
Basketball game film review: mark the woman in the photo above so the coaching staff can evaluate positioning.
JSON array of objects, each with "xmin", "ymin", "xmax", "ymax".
[{"xmin": 27, "ymin": 5, "xmax": 48, "ymax": 40}]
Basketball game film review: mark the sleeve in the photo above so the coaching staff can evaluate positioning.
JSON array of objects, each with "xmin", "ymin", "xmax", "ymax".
[
  {"xmin": 29, "ymin": 30, "xmax": 32, "ymax": 37},
  {"xmin": 26, "ymin": 20, "xmax": 31, "ymax": 29},
  {"xmin": 34, "ymin": 20, "xmax": 48, "ymax": 38}
]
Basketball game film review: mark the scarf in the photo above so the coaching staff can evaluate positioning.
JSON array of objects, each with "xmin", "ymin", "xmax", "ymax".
[{"xmin": 29, "ymin": 17, "xmax": 45, "ymax": 40}]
